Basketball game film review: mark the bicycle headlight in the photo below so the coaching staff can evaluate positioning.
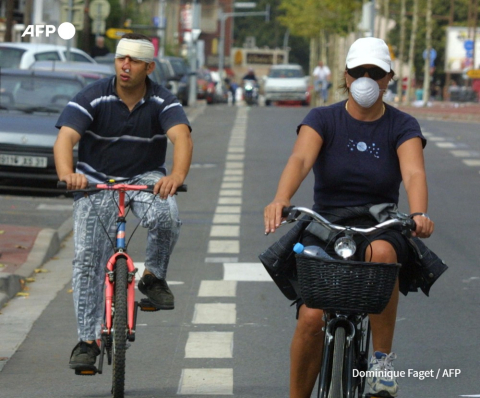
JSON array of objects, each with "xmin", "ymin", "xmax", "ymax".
[{"xmin": 334, "ymin": 236, "xmax": 356, "ymax": 259}]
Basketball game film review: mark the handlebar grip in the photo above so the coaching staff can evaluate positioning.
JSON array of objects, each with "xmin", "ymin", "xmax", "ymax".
[
  {"xmin": 282, "ymin": 206, "xmax": 295, "ymax": 218},
  {"xmin": 57, "ymin": 181, "xmax": 67, "ymax": 189},
  {"xmin": 177, "ymin": 184, "xmax": 187, "ymax": 192},
  {"xmin": 406, "ymin": 218, "xmax": 417, "ymax": 231}
]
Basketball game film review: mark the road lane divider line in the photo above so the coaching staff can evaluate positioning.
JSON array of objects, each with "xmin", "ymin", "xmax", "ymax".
[
  {"xmin": 223, "ymin": 263, "xmax": 272, "ymax": 282},
  {"xmin": 192, "ymin": 303, "xmax": 237, "ymax": 324},
  {"xmin": 185, "ymin": 331, "xmax": 234, "ymax": 358},
  {"xmin": 198, "ymin": 280, "xmax": 237, "ymax": 297},
  {"xmin": 178, "ymin": 368, "xmax": 233, "ymax": 395}
]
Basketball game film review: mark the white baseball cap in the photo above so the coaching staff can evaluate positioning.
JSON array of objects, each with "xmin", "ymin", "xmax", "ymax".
[{"xmin": 346, "ymin": 37, "xmax": 391, "ymax": 72}]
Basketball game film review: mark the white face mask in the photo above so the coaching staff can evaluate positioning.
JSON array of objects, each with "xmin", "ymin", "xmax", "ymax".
[{"xmin": 350, "ymin": 77, "xmax": 383, "ymax": 108}]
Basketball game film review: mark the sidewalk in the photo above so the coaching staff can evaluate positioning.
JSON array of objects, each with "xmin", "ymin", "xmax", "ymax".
[
  {"xmin": 0, "ymin": 219, "xmax": 72, "ymax": 308},
  {"xmin": 0, "ymin": 103, "xmax": 205, "ymax": 309},
  {"xmin": 395, "ymin": 101, "xmax": 480, "ymax": 123}
]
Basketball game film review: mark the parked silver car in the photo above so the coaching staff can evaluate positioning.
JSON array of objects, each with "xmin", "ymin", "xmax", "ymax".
[{"xmin": 0, "ymin": 42, "xmax": 95, "ymax": 69}]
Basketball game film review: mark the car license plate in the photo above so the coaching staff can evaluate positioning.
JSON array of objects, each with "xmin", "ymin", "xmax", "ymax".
[{"xmin": 0, "ymin": 154, "xmax": 48, "ymax": 168}]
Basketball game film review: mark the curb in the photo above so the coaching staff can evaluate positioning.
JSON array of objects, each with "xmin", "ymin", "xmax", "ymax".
[{"xmin": 0, "ymin": 217, "xmax": 73, "ymax": 308}]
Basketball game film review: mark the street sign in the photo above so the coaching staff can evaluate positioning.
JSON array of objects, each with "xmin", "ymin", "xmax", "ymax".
[
  {"xmin": 106, "ymin": 28, "xmax": 133, "ymax": 39},
  {"xmin": 464, "ymin": 39, "xmax": 474, "ymax": 51},
  {"xmin": 235, "ymin": 2, "xmax": 257, "ymax": 8},
  {"xmin": 60, "ymin": 5, "xmax": 84, "ymax": 30},
  {"xmin": 92, "ymin": 20, "xmax": 106, "ymax": 35},
  {"xmin": 89, "ymin": 0, "xmax": 111, "ymax": 20},
  {"xmin": 467, "ymin": 69, "xmax": 480, "ymax": 79}
]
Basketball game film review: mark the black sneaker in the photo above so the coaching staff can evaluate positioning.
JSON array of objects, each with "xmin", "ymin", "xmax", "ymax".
[
  {"xmin": 138, "ymin": 274, "xmax": 175, "ymax": 310},
  {"xmin": 69, "ymin": 341, "xmax": 100, "ymax": 369}
]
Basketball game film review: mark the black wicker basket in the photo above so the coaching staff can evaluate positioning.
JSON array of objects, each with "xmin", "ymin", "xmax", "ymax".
[{"xmin": 296, "ymin": 253, "xmax": 401, "ymax": 314}]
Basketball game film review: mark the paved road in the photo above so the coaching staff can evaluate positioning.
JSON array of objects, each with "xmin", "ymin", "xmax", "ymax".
[{"xmin": 1, "ymin": 103, "xmax": 480, "ymax": 397}]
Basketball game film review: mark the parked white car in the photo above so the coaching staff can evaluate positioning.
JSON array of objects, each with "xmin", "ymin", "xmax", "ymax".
[
  {"xmin": 264, "ymin": 64, "xmax": 309, "ymax": 106},
  {"xmin": 0, "ymin": 42, "xmax": 95, "ymax": 69}
]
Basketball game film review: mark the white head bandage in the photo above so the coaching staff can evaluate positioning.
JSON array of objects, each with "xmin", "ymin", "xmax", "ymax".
[{"xmin": 115, "ymin": 38, "xmax": 154, "ymax": 63}]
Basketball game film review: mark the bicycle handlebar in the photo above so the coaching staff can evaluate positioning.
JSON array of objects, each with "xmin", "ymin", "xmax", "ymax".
[
  {"xmin": 57, "ymin": 181, "xmax": 187, "ymax": 193},
  {"xmin": 281, "ymin": 205, "xmax": 416, "ymax": 234}
]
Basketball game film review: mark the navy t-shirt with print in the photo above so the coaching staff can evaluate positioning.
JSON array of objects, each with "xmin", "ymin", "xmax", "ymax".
[
  {"xmin": 298, "ymin": 101, "xmax": 426, "ymax": 209},
  {"xmin": 56, "ymin": 76, "xmax": 191, "ymax": 182}
]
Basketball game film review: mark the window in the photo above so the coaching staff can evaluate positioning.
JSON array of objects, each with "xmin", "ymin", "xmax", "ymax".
[
  {"xmin": 34, "ymin": 52, "xmax": 61, "ymax": 62},
  {"xmin": 65, "ymin": 51, "xmax": 92, "ymax": 63},
  {"xmin": 0, "ymin": 48, "xmax": 26, "ymax": 68}
]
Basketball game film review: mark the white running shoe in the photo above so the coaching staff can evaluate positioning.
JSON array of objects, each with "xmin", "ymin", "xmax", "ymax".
[{"xmin": 366, "ymin": 351, "xmax": 399, "ymax": 397}]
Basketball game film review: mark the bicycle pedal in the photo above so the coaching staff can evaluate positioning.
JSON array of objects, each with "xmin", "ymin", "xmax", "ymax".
[
  {"xmin": 138, "ymin": 298, "xmax": 164, "ymax": 312},
  {"xmin": 74, "ymin": 365, "xmax": 99, "ymax": 376}
]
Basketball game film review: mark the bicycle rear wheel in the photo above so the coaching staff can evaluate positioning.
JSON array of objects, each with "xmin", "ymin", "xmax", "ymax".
[
  {"xmin": 112, "ymin": 257, "xmax": 128, "ymax": 398},
  {"xmin": 328, "ymin": 326, "xmax": 346, "ymax": 398}
]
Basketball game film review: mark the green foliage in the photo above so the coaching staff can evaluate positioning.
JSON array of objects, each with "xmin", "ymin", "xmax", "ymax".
[
  {"xmin": 278, "ymin": 0, "xmax": 363, "ymax": 38},
  {"xmin": 387, "ymin": 0, "xmax": 474, "ymax": 85}
]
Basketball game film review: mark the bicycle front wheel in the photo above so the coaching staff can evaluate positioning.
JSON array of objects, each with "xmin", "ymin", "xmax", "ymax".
[
  {"xmin": 112, "ymin": 257, "xmax": 128, "ymax": 398},
  {"xmin": 328, "ymin": 326, "xmax": 346, "ymax": 398}
]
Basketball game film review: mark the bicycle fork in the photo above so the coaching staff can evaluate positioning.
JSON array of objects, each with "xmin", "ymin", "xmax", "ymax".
[
  {"xmin": 96, "ymin": 253, "xmax": 139, "ymax": 374},
  {"xmin": 317, "ymin": 315, "xmax": 359, "ymax": 398}
]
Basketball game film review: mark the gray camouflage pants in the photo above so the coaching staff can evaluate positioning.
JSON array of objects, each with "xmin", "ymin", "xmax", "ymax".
[{"xmin": 72, "ymin": 171, "xmax": 181, "ymax": 341}]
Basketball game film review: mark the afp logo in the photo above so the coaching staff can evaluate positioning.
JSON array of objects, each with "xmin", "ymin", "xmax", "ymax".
[{"xmin": 22, "ymin": 22, "xmax": 76, "ymax": 40}]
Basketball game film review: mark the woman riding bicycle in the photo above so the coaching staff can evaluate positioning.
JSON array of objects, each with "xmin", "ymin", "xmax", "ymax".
[{"xmin": 264, "ymin": 37, "xmax": 436, "ymax": 398}]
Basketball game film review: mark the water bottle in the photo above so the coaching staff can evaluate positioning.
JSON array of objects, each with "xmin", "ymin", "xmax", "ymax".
[{"xmin": 293, "ymin": 243, "xmax": 333, "ymax": 259}]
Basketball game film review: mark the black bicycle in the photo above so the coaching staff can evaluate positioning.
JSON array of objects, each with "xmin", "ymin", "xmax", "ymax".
[{"xmin": 281, "ymin": 206, "xmax": 416, "ymax": 398}]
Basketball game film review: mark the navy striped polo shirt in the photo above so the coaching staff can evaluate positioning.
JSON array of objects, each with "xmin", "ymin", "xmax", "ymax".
[{"xmin": 56, "ymin": 76, "xmax": 191, "ymax": 182}]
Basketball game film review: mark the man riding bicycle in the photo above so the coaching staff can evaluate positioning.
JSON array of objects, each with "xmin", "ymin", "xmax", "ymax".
[
  {"xmin": 54, "ymin": 33, "xmax": 193, "ymax": 371},
  {"xmin": 263, "ymin": 37, "xmax": 445, "ymax": 398}
]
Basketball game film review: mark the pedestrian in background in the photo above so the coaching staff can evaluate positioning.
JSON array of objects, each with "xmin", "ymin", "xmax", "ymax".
[{"xmin": 312, "ymin": 60, "xmax": 331, "ymax": 105}]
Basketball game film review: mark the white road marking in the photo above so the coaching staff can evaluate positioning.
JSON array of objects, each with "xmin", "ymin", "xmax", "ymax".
[
  {"xmin": 218, "ymin": 197, "xmax": 242, "ymax": 205},
  {"xmin": 450, "ymin": 150, "xmax": 479, "ymax": 157},
  {"xmin": 178, "ymin": 368, "xmax": 233, "ymax": 395},
  {"xmin": 210, "ymin": 225, "xmax": 240, "ymax": 237},
  {"xmin": 215, "ymin": 205, "xmax": 241, "ymax": 213},
  {"xmin": 219, "ymin": 189, "xmax": 242, "ymax": 196},
  {"xmin": 36, "ymin": 204, "xmax": 73, "ymax": 211},
  {"xmin": 428, "ymin": 136, "xmax": 445, "ymax": 141},
  {"xmin": 435, "ymin": 142, "xmax": 457, "ymax": 148},
  {"xmin": 223, "ymin": 175, "xmax": 243, "ymax": 182},
  {"xmin": 185, "ymin": 332, "xmax": 234, "ymax": 358},
  {"xmin": 198, "ymin": 280, "xmax": 237, "ymax": 297},
  {"xmin": 226, "ymin": 161, "xmax": 244, "ymax": 169},
  {"xmin": 208, "ymin": 240, "xmax": 239, "ymax": 254},
  {"xmin": 221, "ymin": 182, "xmax": 243, "ymax": 189},
  {"xmin": 205, "ymin": 257, "xmax": 238, "ymax": 263},
  {"xmin": 226, "ymin": 153, "xmax": 245, "ymax": 161},
  {"xmin": 224, "ymin": 169, "xmax": 243, "ymax": 175},
  {"xmin": 192, "ymin": 303, "xmax": 236, "ymax": 324},
  {"xmin": 462, "ymin": 159, "xmax": 480, "ymax": 166},
  {"xmin": 228, "ymin": 147, "xmax": 245, "ymax": 153},
  {"xmin": 213, "ymin": 214, "xmax": 241, "ymax": 224},
  {"xmin": 223, "ymin": 262, "xmax": 272, "ymax": 282}
]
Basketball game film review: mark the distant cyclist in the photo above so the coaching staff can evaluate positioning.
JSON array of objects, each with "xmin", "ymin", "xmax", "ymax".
[
  {"xmin": 242, "ymin": 67, "xmax": 258, "ymax": 82},
  {"xmin": 264, "ymin": 37, "xmax": 442, "ymax": 398},
  {"xmin": 54, "ymin": 33, "xmax": 193, "ymax": 371}
]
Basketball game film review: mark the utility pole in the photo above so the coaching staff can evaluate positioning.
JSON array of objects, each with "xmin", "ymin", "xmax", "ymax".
[
  {"xmin": 422, "ymin": 0, "xmax": 432, "ymax": 106},
  {"xmin": 188, "ymin": 0, "xmax": 200, "ymax": 107}
]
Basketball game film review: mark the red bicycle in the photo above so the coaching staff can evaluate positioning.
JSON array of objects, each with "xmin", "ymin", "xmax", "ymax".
[{"xmin": 58, "ymin": 180, "xmax": 186, "ymax": 398}]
